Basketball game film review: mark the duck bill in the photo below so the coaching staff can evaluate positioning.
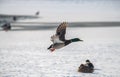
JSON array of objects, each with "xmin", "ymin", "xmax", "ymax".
[{"xmin": 79, "ymin": 39, "xmax": 83, "ymax": 41}]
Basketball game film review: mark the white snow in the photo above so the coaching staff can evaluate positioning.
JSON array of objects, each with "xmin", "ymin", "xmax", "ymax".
[{"xmin": 0, "ymin": 27, "xmax": 120, "ymax": 77}]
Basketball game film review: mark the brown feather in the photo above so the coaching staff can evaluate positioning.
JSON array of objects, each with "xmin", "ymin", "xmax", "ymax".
[{"xmin": 56, "ymin": 22, "xmax": 67, "ymax": 41}]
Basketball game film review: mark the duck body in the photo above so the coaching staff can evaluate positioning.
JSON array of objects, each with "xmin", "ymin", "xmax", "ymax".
[
  {"xmin": 51, "ymin": 43, "xmax": 65, "ymax": 49},
  {"xmin": 50, "ymin": 40, "xmax": 71, "ymax": 49},
  {"xmin": 78, "ymin": 60, "xmax": 94, "ymax": 73},
  {"xmin": 48, "ymin": 22, "xmax": 83, "ymax": 52},
  {"xmin": 78, "ymin": 64, "xmax": 94, "ymax": 73}
]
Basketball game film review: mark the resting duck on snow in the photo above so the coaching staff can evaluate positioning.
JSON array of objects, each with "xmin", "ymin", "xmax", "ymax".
[
  {"xmin": 47, "ymin": 22, "xmax": 83, "ymax": 52},
  {"xmin": 78, "ymin": 60, "xmax": 94, "ymax": 73}
]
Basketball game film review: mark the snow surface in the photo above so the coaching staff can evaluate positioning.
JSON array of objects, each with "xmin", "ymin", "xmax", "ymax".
[{"xmin": 0, "ymin": 27, "xmax": 120, "ymax": 77}]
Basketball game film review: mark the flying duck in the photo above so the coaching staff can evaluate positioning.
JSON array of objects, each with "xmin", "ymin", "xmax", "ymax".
[{"xmin": 48, "ymin": 22, "xmax": 83, "ymax": 52}]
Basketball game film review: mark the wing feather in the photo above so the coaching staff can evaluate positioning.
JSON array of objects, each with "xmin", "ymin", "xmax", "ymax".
[
  {"xmin": 56, "ymin": 22, "xmax": 67, "ymax": 41},
  {"xmin": 51, "ymin": 35, "xmax": 64, "ymax": 43}
]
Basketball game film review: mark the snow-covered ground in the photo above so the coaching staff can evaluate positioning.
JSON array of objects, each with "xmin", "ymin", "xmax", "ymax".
[{"xmin": 0, "ymin": 27, "xmax": 120, "ymax": 77}]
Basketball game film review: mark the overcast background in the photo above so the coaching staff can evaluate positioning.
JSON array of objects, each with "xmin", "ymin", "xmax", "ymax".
[{"xmin": 0, "ymin": 0, "xmax": 120, "ymax": 22}]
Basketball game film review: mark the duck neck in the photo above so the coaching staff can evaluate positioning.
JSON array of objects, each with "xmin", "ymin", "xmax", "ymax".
[{"xmin": 65, "ymin": 38, "xmax": 81, "ymax": 46}]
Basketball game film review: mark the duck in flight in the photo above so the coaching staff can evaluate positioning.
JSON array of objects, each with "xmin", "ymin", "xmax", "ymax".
[{"xmin": 48, "ymin": 22, "xmax": 83, "ymax": 52}]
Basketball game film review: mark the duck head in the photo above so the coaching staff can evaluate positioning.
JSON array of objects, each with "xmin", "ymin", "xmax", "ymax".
[
  {"xmin": 71, "ymin": 38, "xmax": 83, "ymax": 42},
  {"xmin": 86, "ymin": 59, "xmax": 90, "ymax": 64}
]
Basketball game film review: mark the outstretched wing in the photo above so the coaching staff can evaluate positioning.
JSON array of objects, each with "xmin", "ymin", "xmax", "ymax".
[
  {"xmin": 51, "ymin": 35, "xmax": 64, "ymax": 43},
  {"xmin": 56, "ymin": 22, "xmax": 67, "ymax": 41}
]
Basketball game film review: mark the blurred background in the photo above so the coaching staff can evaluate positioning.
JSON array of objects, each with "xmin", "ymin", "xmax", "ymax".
[{"xmin": 0, "ymin": 0, "xmax": 120, "ymax": 22}]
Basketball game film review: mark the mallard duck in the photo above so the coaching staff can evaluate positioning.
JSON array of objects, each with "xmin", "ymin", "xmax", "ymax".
[
  {"xmin": 48, "ymin": 22, "xmax": 83, "ymax": 52},
  {"xmin": 78, "ymin": 64, "xmax": 94, "ymax": 73},
  {"xmin": 78, "ymin": 60, "xmax": 94, "ymax": 73}
]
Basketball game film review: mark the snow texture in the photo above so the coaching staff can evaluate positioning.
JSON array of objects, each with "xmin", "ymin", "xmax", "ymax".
[{"xmin": 0, "ymin": 27, "xmax": 120, "ymax": 77}]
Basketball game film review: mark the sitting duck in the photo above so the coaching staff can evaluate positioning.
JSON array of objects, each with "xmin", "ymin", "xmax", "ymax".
[
  {"xmin": 48, "ymin": 22, "xmax": 83, "ymax": 52},
  {"xmin": 78, "ymin": 60, "xmax": 94, "ymax": 73}
]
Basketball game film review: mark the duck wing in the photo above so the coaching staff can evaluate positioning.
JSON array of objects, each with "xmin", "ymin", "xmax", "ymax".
[
  {"xmin": 51, "ymin": 35, "xmax": 63, "ymax": 43},
  {"xmin": 56, "ymin": 22, "xmax": 67, "ymax": 41}
]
